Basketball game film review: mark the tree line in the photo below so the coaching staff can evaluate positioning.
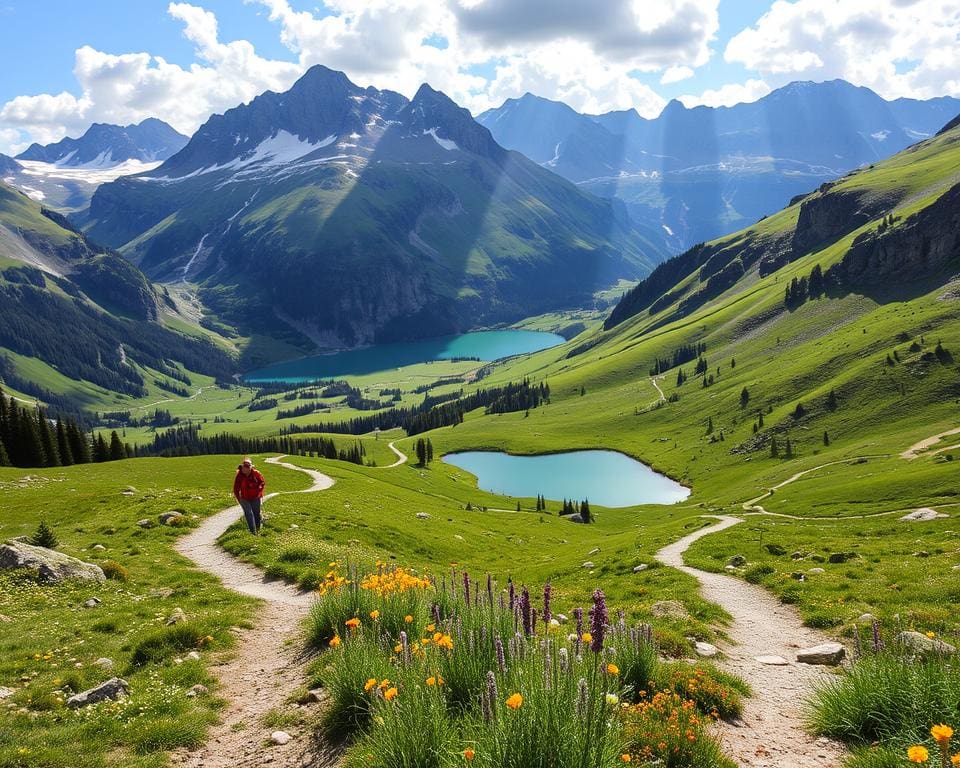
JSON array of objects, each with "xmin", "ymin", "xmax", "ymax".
[
  {"xmin": 649, "ymin": 342, "xmax": 707, "ymax": 376},
  {"xmin": 281, "ymin": 379, "xmax": 550, "ymax": 438}
]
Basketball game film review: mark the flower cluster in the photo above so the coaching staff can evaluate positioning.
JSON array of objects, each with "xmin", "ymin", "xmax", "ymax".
[
  {"xmin": 908, "ymin": 723, "xmax": 958, "ymax": 766},
  {"xmin": 359, "ymin": 567, "xmax": 431, "ymax": 596}
]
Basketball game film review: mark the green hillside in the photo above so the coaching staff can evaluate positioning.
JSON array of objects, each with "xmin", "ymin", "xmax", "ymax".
[{"xmin": 0, "ymin": 181, "xmax": 234, "ymax": 408}]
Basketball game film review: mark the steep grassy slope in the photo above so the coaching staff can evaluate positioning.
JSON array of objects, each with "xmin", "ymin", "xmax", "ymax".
[{"xmin": 0, "ymin": 182, "xmax": 234, "ymax": 408}]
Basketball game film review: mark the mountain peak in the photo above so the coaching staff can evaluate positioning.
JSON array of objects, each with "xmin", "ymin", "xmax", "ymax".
[{"xmin": 15, "ymin": 118, "xmax": 188, "ymax": 165}]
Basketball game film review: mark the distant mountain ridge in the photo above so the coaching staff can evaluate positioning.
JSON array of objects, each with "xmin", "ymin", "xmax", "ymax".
[
  {"xmin": 85, "ymin": 66, "xmax": 663, "ymax": 361},
  {"xmin": 17, "ymin": 118, "xmax": 188, "ymax": 166},
  {"xmin": 0, "ymin": 154, "xmax": 21, "ymax": 175},
  {"xmin": 478, "ymin": 80, "xmax": 960, "ymax": 250}
]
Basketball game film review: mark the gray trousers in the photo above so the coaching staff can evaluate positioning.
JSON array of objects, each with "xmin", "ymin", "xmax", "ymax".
[{"xmin": 238, "ymin": 497, "xmax": 262, "ymax": 533}]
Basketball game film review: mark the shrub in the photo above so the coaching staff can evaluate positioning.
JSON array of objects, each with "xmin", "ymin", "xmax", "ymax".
[
  {"xmin": 744, "ymin": 564, "xmax": 775, "ymax": 584},
  {"xmin": 277, "ymin": 546, "xmax": 315, "ymax": 563},
  {"xmin": 130, "ymin": 623, "xmax": 207, "ymax": 667},
  {"xmin": 29, "ymin": 520, "xmax": 58, "ymax": 549},
  {"xmin": 807, "ymin": 649, "xmax": 960, "ymax": 748},
  {"xmin": 101, "ymin": 560, "xmax": 129, "ymax": 581}
]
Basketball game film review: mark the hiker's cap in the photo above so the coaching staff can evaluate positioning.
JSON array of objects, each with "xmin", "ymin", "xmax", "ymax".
[{"xmin": 242, "ymin": 458, "xmax": 253, "ymax": 466}]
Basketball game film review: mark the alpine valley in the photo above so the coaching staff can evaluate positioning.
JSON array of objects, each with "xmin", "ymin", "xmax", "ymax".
[
  {"xmin": 83, "ymin": 66, "xmax": 664, "ymax": 355},
  {"xmin": 0, "ymin": 40, "xmax": 959, "ymax": 768}
]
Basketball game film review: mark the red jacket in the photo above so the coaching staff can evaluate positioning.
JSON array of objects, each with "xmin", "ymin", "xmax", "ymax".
[{"xmin": 234, "ymin": 467, "xmax": 265, "ymax": 500}]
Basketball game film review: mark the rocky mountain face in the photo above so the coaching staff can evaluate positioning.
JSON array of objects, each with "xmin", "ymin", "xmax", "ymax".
[
  {"xmin": 478, "ymin": 81, "xmax": 960, "ymax": 251},
  {"xmin": 85, "ymin": 66, "xmax": 663, "ymax": 357},
  {"xmin": 0, "ymin": 154, "xmax": 21, "ymax": 175},
  {"xmin": 17, "ymin": 119, "xmax": 188, "ymax": 166}
]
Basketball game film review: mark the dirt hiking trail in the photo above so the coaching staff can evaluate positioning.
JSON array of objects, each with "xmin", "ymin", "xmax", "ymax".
[
  {"xmin": 173, "ymin": 456, "xmax": 335, "ymax": 768},
  {"xmin": 656, "ymin": 516, "xmax": 847, "ymax": 768}
]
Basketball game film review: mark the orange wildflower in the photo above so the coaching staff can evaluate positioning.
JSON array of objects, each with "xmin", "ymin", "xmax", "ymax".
[
  {"xmin": 364, "ymin": 678, "xmax": 377, "ymax": 692},
  {"xmin": 908, "ymin": 745, "xmax": 930, "ymax": 763},
  {"xmin": 345, "ymin": 617, "xmax": 361, "ymax": 630},
  {"xmin": 384, "ymin": 686, "xmax": 398, "ymax": 701},
  {"xmin": 463, "ymin": 748, "xmax": 475, "ymax": 761},
  {"xmin": 607, "ymin": 663, "xmax": 620, "ymax": 675},
  {"xmin": 505, "ymin": 693, "xmax": 523, "ymax": 710},
  {"xmin": 932, "ymin": 725, "xmax": 954, "ymax": 745},
  {"xmin": 328, "ymin": 635, "xmax": 342, "ymax": 649}
]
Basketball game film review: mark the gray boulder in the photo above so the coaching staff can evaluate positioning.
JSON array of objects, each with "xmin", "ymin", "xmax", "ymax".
[
  {"xmin": 900, "ymin": 508, "xmax": 948, "ymax": 522},
  {"xmin": 694, "ymin": 641, "xmax": 719, "ymax": 658},
  {"xmin": 632, "ymin": 564, "xmax": 649, "ymax": 573},
  {"xmin": 165, "ymin": 607, "xmax": 188, "ymax": 626},
  {"xmin": 158, "ymin": 511, "xmax": 185, "ymax": 526},
  {"xmin": 797, "ymin": 642, "xmax": 846, "ymax": 666},
  {"xmin": 67, "ymin": 677, "xmax": 129, "ymax": 708},
  {"xmin": 136, "ymin": 519, "xmax": 155, "ymax": 529},
  {"xmin": 0, "ymin": 540, "xmax": 105, "ymax": 584},
  {"xmin": 895, "ymin": 631, "xmax": 956, "ymax": 657}
]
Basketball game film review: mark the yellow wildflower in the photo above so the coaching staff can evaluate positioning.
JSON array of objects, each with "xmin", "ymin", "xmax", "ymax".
[
  {"xmin": 364, "ymin": 678, "xmax": 378, "ymax": 692},
  {"xmin": 426, "ymin": 676, "xmax": 437, "ymax": 686},
  {"xmin": 384, "ymin": 686, "xmax": 398, "ymax": 701},
  {"xmin": 932, "ymin": 724, "xmax": 953, "ymax": 745},
  {"xmin": 607, "ymin": 663, "xmax": 620, "ymax": 675},
  {"xmin": 370, "ymin": 610, "xmax": 380, "ymax": 620},
  {"xmin": 908, "ymin": 745, "xmax": 930, "ymax": 763},
  {"xmin": 328, "ymin": 635, "xmax": 342, "ymax": 649}
]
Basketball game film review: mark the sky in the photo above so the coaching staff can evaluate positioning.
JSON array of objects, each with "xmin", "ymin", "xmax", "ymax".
[{"xmin": 0, "ymin": 0, "xmax": 958, "ymax": 155}]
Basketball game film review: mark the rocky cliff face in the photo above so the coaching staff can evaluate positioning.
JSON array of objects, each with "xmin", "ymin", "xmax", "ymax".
[
  {"xmin": 828, "ymin": 183, "xmax": 960, "ymax": 286},
  {"xmin": 791, "ymin": 183, "xmax": 890, "ymax": 258}
]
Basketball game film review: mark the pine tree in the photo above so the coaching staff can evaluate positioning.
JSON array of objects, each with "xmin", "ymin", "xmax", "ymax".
[
  {"xmin": 826, "ymin": 390, "xmax": 838, "ymax": 411},
  {"xmin": 730, "ymin": 358, "xmax": 736, "ymax": 368},
  {"xmin": 705, "ymin": 417, "xmax": 713, "ymax": 435},
  {"xmin": 823, "ymin": 431, "xmax": 830, "ymax": 446},
  {"xmin": 426, "ymin": 438, "xmax": 434, "ymax": 464},
  {"xmin": 785, "ymin": 437, "xmax": 793, "ymax": 458},
  {"xmin": 30, "ymin": 520, "xmax": 58, "ymax": 549},
  {"xmin": 109, "ymin": 431, "xmax": 126, "ymax": 461},
  {"xmin": 0, "ymin": 435, "xmax": 8, "ymax": 466},
  {"xmin": 19, "ymin": 409, "xmax": 46, "ymax": 467},
  {"xmin": 516, "ymin": 501, "xmax": 521, "ymax": 512},
  {"xmin": 93, "ymin": 433, "xmax": 109, "ymax": 463},
  {"xmin": 793, "ymin": 402, "xmax": 806, "ymax": 419},
  {"xmin": 55, "ymin": 420, "xmax": 74, "ymax": 466},
  {"xmin": 67, "ymin": 421, "xmax": 91, "ymax": 463},
  {"xmin": 770, "ymin": 436, "xmax": 779, "ymax": 458},
  {"xmin": 740, "ymin": 387, "xmax": 750, "ymax": 408},
  {"xmin": 758, "ymin": 411, "xmax": 765, "ymax": 428},
  {"xmin": 580, "ymin": 386, "xmax": 586, "ymax": 397},
  {"xmin": 581, "ymin": 499, "xmax": 592, "ymax": 524},
  {"xmin": 37, "ymin": 408, "xmax": 59, "ymax": 467}
]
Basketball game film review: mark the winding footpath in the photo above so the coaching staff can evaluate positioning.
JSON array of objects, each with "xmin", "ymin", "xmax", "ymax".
[
  {"xmin": 173, "ymin": 457, "xmax": 335, "ymax": 768},
  {"xmin": 656, "ymin": 518, "xmax": 847, "ymax": 768}
]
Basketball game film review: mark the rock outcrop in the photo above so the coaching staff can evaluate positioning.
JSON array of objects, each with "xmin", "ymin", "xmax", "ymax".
[
  {"xmin": 67, "ymin": 677, "xmax": 129, "ymax": 708},
  {"xmin": 0, "ymin": 540, "xmax": 105, "ymax": 583}
]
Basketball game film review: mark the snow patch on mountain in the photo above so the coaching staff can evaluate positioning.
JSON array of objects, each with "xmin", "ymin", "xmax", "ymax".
[
  {"xmin": 424, "ymin": 128, "xmax": 458, "ymax": 151},
  {"xmin": 18, "ymin": 159, "xmax": 162, "ymax": 185}
]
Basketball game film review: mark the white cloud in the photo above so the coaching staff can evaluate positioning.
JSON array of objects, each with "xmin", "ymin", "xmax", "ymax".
[
  {"xmin": 661, "ymin": 65, "xmax": 695, "ymax": 85},
  {"xmin": 679, "ymin": 78, "xmax": 771, "ymax": 109},
  {"xmin": 0, "ymin": 3, "xmax": 301, "ymax": 154},
  {"xmin": 724, "ymin": 0, "xmax": 960, "ymax": 99}
]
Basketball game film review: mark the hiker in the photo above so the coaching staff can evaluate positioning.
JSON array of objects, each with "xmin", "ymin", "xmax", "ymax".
[{"xmin": 233, "ymin": 457, "xmax": 266, "ymax": 534}]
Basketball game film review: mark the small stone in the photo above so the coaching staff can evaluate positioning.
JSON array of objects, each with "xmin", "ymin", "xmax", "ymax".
[
  {"xmin": 828, "ymin": 552, "xmax": 857, "ymax": 564},
  {"xmin": 0, "ymin": 615, "xmax": 10, "ymax": 622},
  {"xmin": 588, "ymin": 548, "xmax": 600, "ymax": 556},
  {"xmin": 651, "ymin": 600, "xmax": 689, "ymax": 620},
  {"xmin": 0, "ymin": 687, "xmax": 14, "ymax": 699},
  {"xmin": 728, "ymin": 555, "xmax": 746, "ymax": 567},
  {"xmin": 556, "ymin": 613, "xmax": 569, "ymax": 624},
  {"xmin": 797, "ymin": 642, "xmax": 846, "ymax": 666},
  {"xmin": 582, "ymin": 561, "xmax": 595, "ymax": 569},
  {"xmin": 808, "ymin": 567, "xmax": 825, "ymax": 574},
  {"xmin": 91, "ymin": 544, "xmax": 106, "ymax": 552},
  {"xmin": 165, "ymin": 607, "xmax": 187, "ymax": 625},
  {"xmin": 186, "ymin": 684, "xmax": 209, "ymax": 698},
  {"xmin": 953, "ymin": 565, "xmax": 960, "ymax": 571},
  {"xmin": 93, "ymin": 658, "xmax": 114, "ymax": 669},
  {"xmin": 913, "ymin": 551, "xmax": 931, "ymax": 558},
  {"xmin": 810, "ymin": 554, "xmax": 826, "ymax": 563},
  {"xmin": 790, "ymin": 572, "xmax": 806, "ymax": 581},
  {"xmin": 415, "ymin": 512, "xmax": 430, "ymax": 520},
  {"xmin": 122, "ymin": 486, "xmax": 137, "ymax": 496},
  {"xmin": 633, "ymin": 564, "xmax": 649, "ymax": 573},
  {"xmin": 755, "ymin": 655, "xmax": 790, "ymax": 665},
  {"xmin": 136, "ymin": 519, "xmax": 155, "ymax": 529},
  {"xmin": 82, "ymin": 598, "xmax": 102, "ymax": 608},
  {"xmin": 186, "ymin": 651, "xmax": 201, "ymax": 661},
  {"xmin": 289, "ymin": 524, "xmax": 299, "ymax": 530},
  {"xmin": 303, "ymin": 688, "xmax": 324, "ymax": 703},
  {"xmin": 857, "ymin": 613, "xmax": 876, "ymax": 623},
  {"xmin": 694, "ymin": 642, "xmax": 719, "ymax": 658},
  {"xmin": 895, "ymin": 631, "xmax": 956, "ymax": 657},
  {"xmin": 67, "ymin": 678, "xmax": 129, "ymax": 708},
  {"xmin": 790, "ymin": 551, "xmax": 806, "ymax": 560},
  {"xmin": 271, "ymin": 731, "xmax": 292, "ymax": 745},
  {"xmin": 724, "ymin": 565, "xmax": 738, "ymax": 572}
]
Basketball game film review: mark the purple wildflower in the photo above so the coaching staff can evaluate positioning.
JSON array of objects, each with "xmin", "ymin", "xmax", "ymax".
[
  {"xmin": 520, "ymin": 587, "xmax": 533, "ymax": 636},
  {"xmin": 531, "ymin": 607, "xmax": 538, "ymax": 635},
  {"xmin": 573, "ymin": 607, "xmax": 584, "ymax": 637},
  {"xmin": 558, "ymin": 646, "xmax": 569, "ymax": 674},
  {"xmin": 508, "ymin": 579, "xmax": 515, "ymax": 610},
  {"xmin": 399, "ymin": 631, "xmax": 410, "ymax": 664},
  {"xmin": 486, "ymin": 573, "xmax": 494, "ymax": 605},
  {"xmin": 543, "ymin": 643, "xmax": 552, "ymax": 690},
  {"xmin": 486, "ymin": 671, "xmax": 498, "ymax": 720},
  {"xmin": 871, "ymin": 618, "xmax": 884, "ymax": 653},
  {"xmin": 576, "ymin": 677, "xmax": 589, "ymax": 718},
  {"xmin": 463, "ymin": 571, "xmax": 471, "ymax": 605},
  {"xmin": 432, "ymin": 602, "xmax": 442, "ymax": 625},
  {"xmin": 495, "ymin": 636, "xmax": 507, "ymax": 673},
  {"xmin": 590, "ymin": 589, "xmax": 608, "ymax": 653},
  {"xmin": 542, "ymin": 582, "xmax": 552, "ymax": 625}
]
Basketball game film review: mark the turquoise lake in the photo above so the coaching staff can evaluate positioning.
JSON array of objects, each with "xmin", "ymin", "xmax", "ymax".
[
  {"xmin": 442, "ymin": 450, "xmax": 690, "ymax": 508},
  {"xmin": 244, "ymin": 329, "xmax": 565, "ymax": 382}
]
